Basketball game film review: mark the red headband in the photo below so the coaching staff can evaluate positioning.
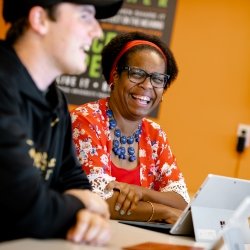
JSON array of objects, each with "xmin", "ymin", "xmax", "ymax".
[{"xmin": 108, "ymin": 40, "xmax": 167, "ymax": 84}]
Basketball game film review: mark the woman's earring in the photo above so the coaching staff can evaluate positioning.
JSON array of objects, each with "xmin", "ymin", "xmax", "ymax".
[
  {"xmin": 161, "ymin": 96, "xmax": 163, "ymax": 102},
  {"xmin": 109, "ymin": 82, "xmax": 114, "ymax": 90}
]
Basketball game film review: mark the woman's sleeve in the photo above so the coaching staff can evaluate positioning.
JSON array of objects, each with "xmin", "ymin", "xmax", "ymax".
[
  {"xmin": 71, "ymin": 107, "xmax": 115, "ymax": 200},
  {"xmin": 153, "ymin": 125, "xmax": 190, "ymax": 203},
  {"xmin": 146, "ymin": 122, "xmax": 190, "ymax": 203}
]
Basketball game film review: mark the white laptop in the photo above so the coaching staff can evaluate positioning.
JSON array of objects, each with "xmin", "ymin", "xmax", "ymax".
[
  {"xmin": 210, "ymin": 196, "xmax": 250, "ymax": 250},
  {"xmin": 170, "ymin": 174, "xmax": 250, "ymax": 243}
]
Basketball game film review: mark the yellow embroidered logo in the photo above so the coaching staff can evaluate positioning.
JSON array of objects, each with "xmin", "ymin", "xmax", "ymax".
[
  {"xmin": 51, "ymin": 117, "xmax": 59, "ymax": 127},
  {"xmin": 27, "ymin": 139, "xmax": 56, "ymax": 180}
]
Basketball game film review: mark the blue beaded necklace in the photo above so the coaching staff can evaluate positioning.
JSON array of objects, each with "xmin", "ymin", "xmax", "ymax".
[{"xmin": 107, "ymin": 109, "xmax": 142, "ymax": 162}]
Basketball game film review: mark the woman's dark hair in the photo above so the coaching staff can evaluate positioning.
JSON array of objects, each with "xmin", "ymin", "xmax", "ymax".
[
  {"xmin": 101, "ymin": 31, "xmax": 178, "ymax": 90},
  {"xmin": 5, "ymin": 5, "xmax": 58, "ymax": 45}
]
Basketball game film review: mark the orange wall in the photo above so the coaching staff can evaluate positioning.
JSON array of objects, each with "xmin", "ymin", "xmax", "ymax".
[
  {"xmin": 0, "ymin": 0, "xmax": 249, "ymax": 193},
  {"xmin": 155, "ymin": 0, "xmax": 250, "ymax": 193},
  {"xmin": 0, "ymin": 1, "xmax": 7, "ymax": 38}
]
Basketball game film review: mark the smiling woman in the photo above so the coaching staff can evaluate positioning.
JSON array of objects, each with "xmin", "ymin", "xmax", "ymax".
[{"xmin": 71, "ymin": 31, "xmax": 190, "ymax": 224}]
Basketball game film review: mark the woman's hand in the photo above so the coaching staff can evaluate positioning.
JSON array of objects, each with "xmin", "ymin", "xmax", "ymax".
[
  {"xmin": 105, "ymin": 181, "xmax": 142, "ymax": 216},
  {"xmin": 156, "ymin": 205, "xmax": 183, "ymax": 224}
]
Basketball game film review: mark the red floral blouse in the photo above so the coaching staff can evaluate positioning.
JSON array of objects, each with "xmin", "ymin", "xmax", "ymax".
[{"xmin": 71, "ymin": 98, "xmax": 190, "ymax": 203}]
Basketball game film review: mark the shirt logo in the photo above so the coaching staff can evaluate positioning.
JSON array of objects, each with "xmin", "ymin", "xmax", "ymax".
[{"xmin": 26, "ymin": 139, "xmax": 56, "ymax": 180}]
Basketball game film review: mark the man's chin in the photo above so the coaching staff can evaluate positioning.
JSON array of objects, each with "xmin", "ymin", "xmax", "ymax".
[{"xmin": 67, "ymin": 66, "xmax": 87, "ymax": 76}]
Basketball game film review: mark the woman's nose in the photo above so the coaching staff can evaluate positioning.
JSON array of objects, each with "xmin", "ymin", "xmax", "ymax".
[{"xmin": 138, "ymin": 76, "xmax": 153, "ymax": 89}]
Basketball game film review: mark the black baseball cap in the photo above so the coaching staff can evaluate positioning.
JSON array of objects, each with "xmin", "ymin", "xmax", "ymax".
[{"xmin": 3, "ymin": 0, "xmax": 123, "ymax": 23}]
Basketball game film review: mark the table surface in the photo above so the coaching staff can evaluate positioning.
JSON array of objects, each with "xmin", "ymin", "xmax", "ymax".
[{"xmin": 0, "ymin": 220, "xmax": 209, "ymax": 250}]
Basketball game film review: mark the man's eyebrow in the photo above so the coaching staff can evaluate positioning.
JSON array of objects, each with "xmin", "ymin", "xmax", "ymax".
[{"xmin": 80, "ymin": 5, "xmax": 96, "ymax": 15}]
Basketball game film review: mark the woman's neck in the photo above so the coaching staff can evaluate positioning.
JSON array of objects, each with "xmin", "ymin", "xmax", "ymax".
[{"xmin": 108, "ymin": 99, "xmax": 141, "ymax": 136}]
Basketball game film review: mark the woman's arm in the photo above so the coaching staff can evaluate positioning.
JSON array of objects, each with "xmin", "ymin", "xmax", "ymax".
[
  {"xmin": 106, "ymin": 190, "xmax": 184, "ymax": 224},
  {"xmin": 132, "ymin": 185, "xmax": 188, "ymax": 210},
  {"xmin": 106, "ymin": 181, "xmax": 187, "ymax": 211}
]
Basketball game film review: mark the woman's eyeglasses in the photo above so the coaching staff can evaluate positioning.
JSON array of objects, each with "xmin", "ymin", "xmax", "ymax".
[{"xmin": 120, "ymin": 66, "xmax": 170, "ymax": 88}]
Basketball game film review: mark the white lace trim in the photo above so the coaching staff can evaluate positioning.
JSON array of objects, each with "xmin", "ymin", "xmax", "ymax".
[
  {"xmin": 161, "ymin": 179, "xmax": 190, "ymax": 203},
  {"xmin": 87, "ymin": 167, "xmax": 116, "ymax": 200},
  {"xmin": 87, "ymin": 168, "xmax": 190, "ymax": 203}
]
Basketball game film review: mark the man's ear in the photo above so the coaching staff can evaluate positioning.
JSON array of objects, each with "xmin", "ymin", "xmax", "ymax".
[{"xmin": 28, "ymin": 6, "xmax": 49, "ymax": 35}]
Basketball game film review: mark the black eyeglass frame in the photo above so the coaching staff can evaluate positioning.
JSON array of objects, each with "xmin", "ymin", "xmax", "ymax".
[{"xmin": 119, "ymin": 66, "xmax": 170, "ymax": 89}]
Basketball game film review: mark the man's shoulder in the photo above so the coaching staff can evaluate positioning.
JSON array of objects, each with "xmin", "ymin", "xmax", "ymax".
[
  {"xmin": 0, "ymin": 41, "xmax": 21, "ymax": 81},
  {"xmin": 0, "ymin": 40, "xmax": 16, "ymax": 63}
]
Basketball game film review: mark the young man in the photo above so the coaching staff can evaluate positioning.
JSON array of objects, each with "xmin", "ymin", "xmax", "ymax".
[{"xmin": 0, "ymin": 0, "xmax": 123, "ymax": 246}]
